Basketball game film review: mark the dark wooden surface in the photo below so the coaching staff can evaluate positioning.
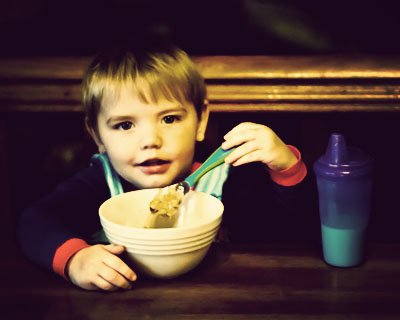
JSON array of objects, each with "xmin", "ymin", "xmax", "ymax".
[{"xmin": 1, "ymin": 243, "xmax": 399, "ymax": 320}]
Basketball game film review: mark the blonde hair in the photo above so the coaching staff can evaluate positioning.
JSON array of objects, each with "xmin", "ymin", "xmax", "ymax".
[{"xmin": 82, "ymin": 43, "xmax": 207, "ymax": 132}]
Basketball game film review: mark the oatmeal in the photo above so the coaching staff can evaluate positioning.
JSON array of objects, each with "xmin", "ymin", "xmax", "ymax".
[{"xmin": 145, "ymin": 184, "xmax": 186, "ymax": 228}]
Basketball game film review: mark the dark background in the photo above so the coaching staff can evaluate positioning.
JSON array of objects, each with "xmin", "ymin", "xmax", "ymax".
[
  {"xmin": 1, "ymin": 0, "xmax": 400, "ymax": 56},
  {"xmin": 2, "ymin": 0, "xmax": 400, "ymax": 245}
]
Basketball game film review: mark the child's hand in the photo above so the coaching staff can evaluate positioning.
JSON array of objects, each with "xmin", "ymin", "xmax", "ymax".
[
  {"xmin": 67, "ymin": 244, "xmax": 137, "ymax": 291},
  {"xmin": 221, "ymin": 122, "xmax": 297, "ymax": 171}
]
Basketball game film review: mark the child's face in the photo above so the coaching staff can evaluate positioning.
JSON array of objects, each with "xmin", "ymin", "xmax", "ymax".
[{"xmin": 91, "ymin": 86, "xmax": 208, "ymax": 189}]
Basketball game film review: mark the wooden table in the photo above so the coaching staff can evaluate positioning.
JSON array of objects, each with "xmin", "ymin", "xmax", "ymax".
[{"xmin": 1, "ymin": 243, "xmax": 399, "ymax": 320}]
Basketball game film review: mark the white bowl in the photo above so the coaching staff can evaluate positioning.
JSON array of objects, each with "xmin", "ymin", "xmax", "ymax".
[
  {"xmin": 125, "ymin": 238, "xmax": 215, "ymax": 256},
  {"xmin": 99, "ymin": 189, "xmax": 224, "ymax": 240},
  {"xmin": 98, "ymin": 188, "xmax": 224, "ymax": 278},
  {"xmin": 103, "ymin": 224, "xmax": 220, "ymax": 246},
  {"xmin": 125, "ymin": 243, "xmax": 212, "ymax": 279},
  {"xmin": 106, "ymin": 231, "xmax": 217, "ymax": 252}
]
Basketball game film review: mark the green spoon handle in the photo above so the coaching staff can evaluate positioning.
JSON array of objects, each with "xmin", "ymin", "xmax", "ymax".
[{"xmin": 185, "ymin": 147, "xmax": 235, "ymax": 187}]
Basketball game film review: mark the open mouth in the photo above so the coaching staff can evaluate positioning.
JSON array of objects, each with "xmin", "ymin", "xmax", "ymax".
[
  {"xmin": 137, "ymin": 159, "xmax": 170, "ymax": 167},
  {"xmin": 136, "ymin": 159, "xmax": 171, "ymax": 175}
]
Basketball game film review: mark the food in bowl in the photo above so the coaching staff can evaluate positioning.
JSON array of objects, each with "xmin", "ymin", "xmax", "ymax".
[{"xmin": 147, "ymin": 184, "xmax": 185, "ymax": 228}]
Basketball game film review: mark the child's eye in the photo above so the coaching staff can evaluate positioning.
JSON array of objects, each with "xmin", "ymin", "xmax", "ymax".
[
  {"xmin": 162, "ymin": 115, "xmax": 180, "ymax": 124},
  {"xmin": 115, "ymin": 121, "xmax": 133, "ymax": 130}
]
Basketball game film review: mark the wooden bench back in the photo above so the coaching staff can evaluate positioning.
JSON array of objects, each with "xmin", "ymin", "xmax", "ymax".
[{"xmin": 1, "ymin": 55, "xmax": 400, "ymax": 113}]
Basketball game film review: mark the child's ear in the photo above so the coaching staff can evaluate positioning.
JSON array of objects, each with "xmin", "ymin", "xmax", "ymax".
[
  {"xmin": 196, "ymin": 102, "xmax": 209, "ymax": 142},
  {"xmin": 85, "ymin": 118, "xmax": 106, "ymax": 153}
]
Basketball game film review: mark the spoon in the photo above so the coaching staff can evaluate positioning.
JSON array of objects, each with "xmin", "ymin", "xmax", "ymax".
[
  {"xmin": 178, "ymin": 146, "xmax": 235, "ymax": 194},
  {"xmin": 147, "ymin": 146, "xmax": 234, "ymax": 227}
]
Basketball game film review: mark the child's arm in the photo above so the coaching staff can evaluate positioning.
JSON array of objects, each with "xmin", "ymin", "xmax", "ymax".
[
  {"xmin": 221, "ymin": 122, "xmax": 306, "ymax": 184},
  {"xmin": 18, "ymin": 162, "xmax": 137, "ymax": 291},
  {"xmin": 66, "ymin": 244, "xmax": 136, "ymax": 291}
]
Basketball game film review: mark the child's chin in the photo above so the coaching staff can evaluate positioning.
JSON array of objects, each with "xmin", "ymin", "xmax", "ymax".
[{"xmin": 141, "ymin": 180, "xmax": 175, "ymax": 189}]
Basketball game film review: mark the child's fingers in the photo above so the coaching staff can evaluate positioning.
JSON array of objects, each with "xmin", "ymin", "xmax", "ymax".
[
  {"xmin": 68, "ymin": 245, "xmax": 136, "ymax": 291},
  {"xmin": 224, "ymin": 140, "xmax": 258, "ymax": 164},
  {"xmin": 102, "ymin": 249, "xmax": 137, "ymax": 282},
  {"xmin": 223, "ymin": 122, "xmax": 257, "ymax": 140},
  {"xmin": 229, "ymin": 150, "xmax": 265, "ymax": 167},
  {"xmin": 222, "ymin": 129, "xmax": 257, "ymax": 150},
  {"xmin": 73, "ymin": 280, "xmax": 99, "ymax": 291},
  {"xmin": 104, "ymin": 243, "xmax": 125, "ymax": 255},
  {"xmin": 99, "ymin": 264, "xmax": 133, "ymax": 290},
  {"xmin": 225, "ymin": 142, "xmax": 265, "ymax": 166},
  {"xmin": 93, "ymin": 275, "xmax": 120, "ymax": 291}
]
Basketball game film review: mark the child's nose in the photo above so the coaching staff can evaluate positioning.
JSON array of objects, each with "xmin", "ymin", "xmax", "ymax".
[{"xmin": 139, "ymin": 127, "xmax": 162, "ymax": 150}]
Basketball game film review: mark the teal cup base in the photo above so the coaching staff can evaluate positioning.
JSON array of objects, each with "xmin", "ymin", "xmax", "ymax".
[{"xmin": 321, "ymin": 224, "xmax": 366, "ymax": 267}]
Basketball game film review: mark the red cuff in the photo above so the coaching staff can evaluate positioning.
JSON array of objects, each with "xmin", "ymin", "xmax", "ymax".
[
  {"xmin": 268, "ymin": 145, "xmax": 307, "ymax": 187},
  {"xmin": 52, "ymin": 238, "xmax": 91, "ymax": 280}
]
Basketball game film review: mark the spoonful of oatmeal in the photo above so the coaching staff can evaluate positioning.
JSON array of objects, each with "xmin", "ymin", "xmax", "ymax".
[{"xmin": 146, "ymin": 146, "xmax": 234, "ymax": 228}]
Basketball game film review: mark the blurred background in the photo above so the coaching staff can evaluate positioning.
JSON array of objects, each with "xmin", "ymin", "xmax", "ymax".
[{"xmin": 1, "ymin": 0, "xmax": 400, "ymax": 56}]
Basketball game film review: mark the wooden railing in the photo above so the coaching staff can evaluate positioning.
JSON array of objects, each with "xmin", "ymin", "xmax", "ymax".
[{"xmin": 1, "ymin": 55, "xmax": 400, "ymax": 113}]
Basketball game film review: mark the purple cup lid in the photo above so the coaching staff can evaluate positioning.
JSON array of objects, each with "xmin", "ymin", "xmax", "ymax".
[{"xmin": 313, "ymin": 133, "xmax": 374, "ymax": 180}]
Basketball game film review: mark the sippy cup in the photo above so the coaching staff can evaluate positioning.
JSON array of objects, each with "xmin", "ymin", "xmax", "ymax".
[{"xmin": 313, "ymin": 133, "xmax": 374, "ymax": 267}]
